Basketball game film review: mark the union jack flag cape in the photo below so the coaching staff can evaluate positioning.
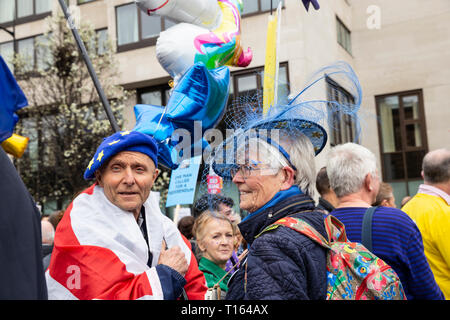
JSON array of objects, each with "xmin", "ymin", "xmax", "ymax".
[{"xmin": 45, "ymin": 184, "xmax": 207, "ymax": 300}]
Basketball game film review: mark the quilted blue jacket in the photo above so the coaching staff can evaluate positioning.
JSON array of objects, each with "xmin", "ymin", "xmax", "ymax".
[{"xmin": 226, "ymin": 193, "xmax": 328, "ymax": 300}]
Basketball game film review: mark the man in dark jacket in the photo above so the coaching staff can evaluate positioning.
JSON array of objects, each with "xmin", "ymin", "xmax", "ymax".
[
  {"xmin": 214, "ymin": 129, "xmax": 328, "ymax": 300},
  {"xmin": 0, "ymin": 147, "xmax": 48, "ymax": 299}
]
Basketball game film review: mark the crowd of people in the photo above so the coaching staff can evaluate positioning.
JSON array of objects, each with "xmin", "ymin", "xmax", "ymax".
[
  {"xmin": 180, "ymin": 142, "xmax": 449, "ymax": 300},
  {"xmin": 5, "ymin": 127, "xmax": 448, "ymax": 300}
]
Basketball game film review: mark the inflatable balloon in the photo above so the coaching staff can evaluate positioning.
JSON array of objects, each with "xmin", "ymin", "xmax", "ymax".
[
  {"xmin": 135, "ymin": 0, "xmax": 252, "ymax": 84},
  {"xmin": 302, "ymin": 0, "xmax": 320, "ymax": 11},
  {"xmin": 133, "ymin": 62, "xmax": 230, "ymax": 169},
  {"xmin": 1, "ymin": 133, "xmax": 29, "ymax": 158},
  {"xmin": 136, "ymin": 0, "xmax": 222, "ymax": 29}
]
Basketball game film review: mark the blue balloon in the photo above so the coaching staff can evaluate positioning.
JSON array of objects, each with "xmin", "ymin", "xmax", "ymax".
[{"xmin": 133, "ymin": 62, "xmax": 230, "ymax": 169}]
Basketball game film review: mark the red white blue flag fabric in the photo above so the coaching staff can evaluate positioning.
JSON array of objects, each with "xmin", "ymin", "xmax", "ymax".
[{"xmin": 46, "ymin": 184, "xmax": 207, "ymax": 300}]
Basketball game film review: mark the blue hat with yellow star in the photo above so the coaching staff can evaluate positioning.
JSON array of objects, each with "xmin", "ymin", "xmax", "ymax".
[{"xmin": 83, "ymin": 130, "xmax": 158, "ymax": 180}]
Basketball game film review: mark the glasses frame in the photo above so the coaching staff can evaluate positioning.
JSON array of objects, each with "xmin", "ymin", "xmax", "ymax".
[{"xmin": 230, "ymin": 163, "xmax": 282, "ymax": 179}]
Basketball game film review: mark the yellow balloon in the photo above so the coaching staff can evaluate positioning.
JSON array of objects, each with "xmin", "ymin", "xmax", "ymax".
[{"xmin": 1, "ymin": 134, "xmax": 29, "ymax": 158}]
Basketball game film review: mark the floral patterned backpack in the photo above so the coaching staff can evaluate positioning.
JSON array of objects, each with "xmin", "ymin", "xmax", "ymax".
[{"xmin": 262, "ymin": 215, "xmax": 407, "ymax": 300}]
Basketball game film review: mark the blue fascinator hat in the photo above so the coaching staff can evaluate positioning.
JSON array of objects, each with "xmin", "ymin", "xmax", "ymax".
[{"xmin": 209, "ymin": 61, "xmax": 362, "ymax": 180}]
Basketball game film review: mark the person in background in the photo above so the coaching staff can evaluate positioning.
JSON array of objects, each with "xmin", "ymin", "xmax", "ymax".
[
  {"xmin": 48, "ymin": 210, "xmax": 64, "ymax": 231},
  {"xmin": 41, "ymin": 220, "xmax": 55, "ymax": 271},
  {"xmin": 178, "ymin": 215, "xmax": 197, "ymax": 255},
  {"xmin": 193, "ymin": 193, "xmax": 238, "ymax": 223},
  {"xmin": 373, "ymin": 182, "xmax": 396, "ymax": 208},
  {"xmin": 193, "ymin": 193, "xmax": 240, "ymax": 272},
  {"xmin": 231, "ymin": 214, "xmax": 246, "ymax": 258},
  {"xmin": 193, "ymin": 211, "xmax": 235, "ymax": 298},
  {"xmin": 327, "ymin": 142, "xmax": 444, "ymax": 300},
  {"xmin": 315, "ymin": 167, "xmax": 339, "ymax": 214},
  {"xmin": 402, "ymin": 148, "xmax": 450, "ymax": 299},
  {"xmin": 0, "ymin": 147, "xmax": 48, "ymax": 299},
  {"xmin": 401, "ymin": 196, "xmax": 412, "ymax": 207}
]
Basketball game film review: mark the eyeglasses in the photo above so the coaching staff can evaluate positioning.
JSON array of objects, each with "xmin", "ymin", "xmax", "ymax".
[{"xmin": 229, "ymin": 163, "xmax": 280, "ymax": 178}]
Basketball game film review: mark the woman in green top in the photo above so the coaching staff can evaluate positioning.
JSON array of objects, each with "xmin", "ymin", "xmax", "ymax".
[{"xmin": 193, "ymin": 210, "xmax": 234, "ymax": 296}]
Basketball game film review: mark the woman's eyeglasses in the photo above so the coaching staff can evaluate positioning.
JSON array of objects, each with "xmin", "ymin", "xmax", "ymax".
[{"xmin": 229, "ymin": 163, "xmax": 281, "ymax": 178}]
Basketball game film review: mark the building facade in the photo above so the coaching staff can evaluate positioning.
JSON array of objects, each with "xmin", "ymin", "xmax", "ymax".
[{"xmin": 1, "ymin": 0, "xmax": 449, "ymax": 210}]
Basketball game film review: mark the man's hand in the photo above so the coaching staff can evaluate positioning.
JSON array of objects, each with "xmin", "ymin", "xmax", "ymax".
[{"xmin": 158, "ymin": 244, "xmax": 189, "ymax": 277}]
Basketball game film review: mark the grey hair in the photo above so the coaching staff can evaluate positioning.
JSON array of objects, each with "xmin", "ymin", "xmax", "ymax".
[
  {"xmin": 279, "ymin": 133, "xmax": 318, "ymax": 201},
  {"xmin": 326, "ymin": 143, "xmax": 378, "ymax": 198},
  {"xmin": 422, "ymin": 148, "xmax": 450, "ymax": 184}
]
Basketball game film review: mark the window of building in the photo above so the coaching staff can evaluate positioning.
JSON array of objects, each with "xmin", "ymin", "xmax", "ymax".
[
  {"xmin": 209, "ymin": 62, "xmax": 289, "ymax": 134},
  {"xmin": 19, "ymin": 117, "xmax": 39, "ymax": 172},
  {"xmin": 0, "ymin": 0, "xmax": 52, "ymax": 25},
  {"xmin": 116, "ymin": 3, "xmax": 178, "ymax": 52},
  {"xmin": 14, "ymin": 33, "xmax": 52, "ymax": 73},
  {"xmin": 0, "ymin": 0, "xmax": 15, "ymax": 24},
  {"xmin": 17, "ymin": 36, "xmax": 35, "ymax": 72},
  {"xmin": 326, "ymin": 76, "xmax": 359, "ymax": 146},
  {"xmin": 86, "ymin": 28, "xmax": 109, "ymax": 55},
  {"xmin": 96, "ymin": 28, "xmax": 108, "ymax": 55},
  {"xmin": 336, "ymin": 16, "xmax": 352, "ymax": 55},
  {"xmin": 0, "ymin": 41, "xmax": 15, "ymax": 72},
  {"xmin": 375, "ymin": 89, "xmax": 428, "ymax": 201},
  {"xmin": 137, "ymin": 84, "xmax": 172, "ymax": 106},
  {"xmin": 241, "ymin": 0, "xmax": 284, "ymax": 16},
  {"xmin": 229, "ymin": 62, "xmax": 289, "ymax": 107},
  {"xmin": 78, "ymin": 0, "xmax": 97, "ymax": 4},
  {"xmin": 4, "ymin": 27, "xmax": 107, "ymax": 76}
]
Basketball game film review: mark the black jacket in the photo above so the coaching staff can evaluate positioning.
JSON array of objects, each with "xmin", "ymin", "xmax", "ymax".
[
  {"xmin": 317, "ymin": 197, "xmax": 335, "ymax": 215},
  {"xmin": 0, "ymin": 148, "xmax": 48, "ymax": 299},
  {"xmin": 226, "ymin": 193, "xmax": 328, "ymax": 300}
]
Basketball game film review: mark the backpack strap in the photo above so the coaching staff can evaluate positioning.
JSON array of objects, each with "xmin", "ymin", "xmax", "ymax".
[
  {"xmin": 323, "ymin": 214, "xmax": 348, "ymax": 243},
  {"xmin": 257, "ymin": 216, "xmax": 331, "ymax": 249},
  {"xmin": 361, "ymin": 206, "xmax": 377, "ymax": 252}
]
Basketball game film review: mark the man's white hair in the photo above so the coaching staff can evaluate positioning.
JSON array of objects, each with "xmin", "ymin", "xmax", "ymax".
[{"xmin": 326, "ymin": 143, "xmax": 378, "ymax": 198}]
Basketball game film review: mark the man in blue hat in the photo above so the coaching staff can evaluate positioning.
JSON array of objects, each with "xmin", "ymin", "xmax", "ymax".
[{"xmin": 46, "ymin": 130, "xmax": 207, "ymax": 300}]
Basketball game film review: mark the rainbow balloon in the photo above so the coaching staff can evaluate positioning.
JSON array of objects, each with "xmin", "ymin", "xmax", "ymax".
[
  {"xmin": 194, "ymin": 0, "xmax": 252, "ymax": 69},
  {"xmin": 136, "ymin": 0, "xmax": 252, "ymax": 83}
]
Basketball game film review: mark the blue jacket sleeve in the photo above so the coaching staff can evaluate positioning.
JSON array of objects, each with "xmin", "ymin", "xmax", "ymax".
[
  {"xmin": 244, "ymin": 228, "xmax": 327, "ymax": 300},
  {"xmin": 155, "ymin": 264, "xmax": 187, "ymax": 300}
]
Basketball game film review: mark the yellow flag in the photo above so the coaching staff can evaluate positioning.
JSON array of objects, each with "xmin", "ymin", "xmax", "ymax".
[{"xmin": 263, "ymin": 4, "xmax": 282, "ymax": 117}]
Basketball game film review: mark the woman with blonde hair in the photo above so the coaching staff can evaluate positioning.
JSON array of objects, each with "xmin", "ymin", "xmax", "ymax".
[{"xmin": 193, "ymin": 211, "xmax": 234, "ymax": 296}]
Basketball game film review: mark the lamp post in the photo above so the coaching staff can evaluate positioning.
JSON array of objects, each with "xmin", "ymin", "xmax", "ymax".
[{"xmin": 57, "ymin": 0, "xmax": 120, "ymax": 133}]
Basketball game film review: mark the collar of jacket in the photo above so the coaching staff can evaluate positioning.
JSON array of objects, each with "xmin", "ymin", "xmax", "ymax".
[
  {"xmin": 238, "ymin": 193, "xmax": 316, "ymax": 246},
  {"xmin": 317, "ymin": 197, "xmax": 335, "ymax": 213}
]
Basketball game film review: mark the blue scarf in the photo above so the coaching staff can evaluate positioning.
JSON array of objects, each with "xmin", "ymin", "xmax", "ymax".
[{"xmin": 242, "ymin": 185, "xmax": 303, "ymax": 222}]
